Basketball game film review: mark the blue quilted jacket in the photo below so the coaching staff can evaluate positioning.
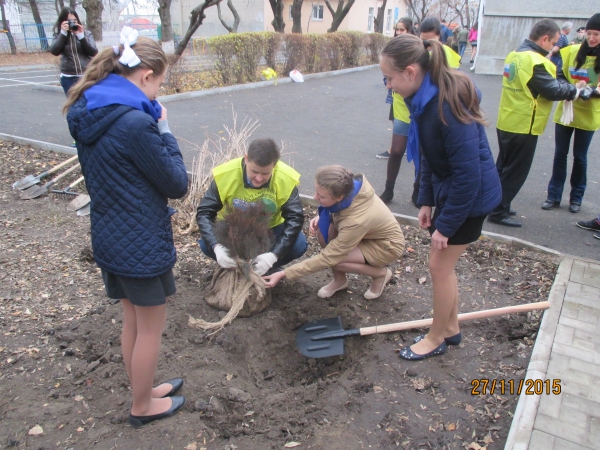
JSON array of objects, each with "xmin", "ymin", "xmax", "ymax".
[
  {"xmin": 67, "ymin": 97, "xmax": 188, "ymax": 278},
  {"xmin": 414, "ymin": 95, "xmax": 501, "ymax": 238}
]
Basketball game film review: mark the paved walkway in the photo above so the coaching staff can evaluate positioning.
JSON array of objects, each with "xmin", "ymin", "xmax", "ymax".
[{"xmin": 506, "ymin": 256, "xmax": 600, "ymax": 449}]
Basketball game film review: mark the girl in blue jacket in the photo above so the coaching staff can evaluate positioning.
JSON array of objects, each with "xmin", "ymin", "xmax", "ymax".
[
  {"xmin": 64, "ymin": 29, "xmax": 188, "ymax": 426},
  {"xmin": 380, "ymin": 34, "xmax": 501, "ymax": 361}
]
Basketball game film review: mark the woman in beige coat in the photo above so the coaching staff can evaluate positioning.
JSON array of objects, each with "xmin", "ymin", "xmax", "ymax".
[{"xmin": 263, "ymin": 165, "xmax": 405, "ymax": 299}]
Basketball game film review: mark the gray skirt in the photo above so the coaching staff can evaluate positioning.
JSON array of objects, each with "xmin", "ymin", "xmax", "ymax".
[{"xmin": 101, "ymin": 268, "xmax": 176, "ymax": 306}]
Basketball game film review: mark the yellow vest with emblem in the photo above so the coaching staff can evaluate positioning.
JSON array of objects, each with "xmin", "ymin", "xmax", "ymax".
[
  {"xmin": 497, "ymin": 50, "xmax": 556, "ymax": 135},
  {"xmin": 392, "ymin": 45, "xmax": 461, "ymax": 123},
  {"xmin": 554, "ymin": 44, "xmax": 600, "ymax": 131},
  {"xmin": 212, "ymin": 157, "xmax": 300, "ymax": 228}
]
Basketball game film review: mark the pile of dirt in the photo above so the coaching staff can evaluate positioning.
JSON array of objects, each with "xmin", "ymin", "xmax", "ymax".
[{"xmin": 0, "ymin": 141, "xmax": 558, "ymax": 450}]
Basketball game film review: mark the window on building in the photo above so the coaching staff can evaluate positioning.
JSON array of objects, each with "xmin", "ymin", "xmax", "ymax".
[
  {"xmin": 386, "ymin": 9, "xmax": 392, "ymax": 32},
  {"xmin": 367, "ymin": 7, "xmax": 374, "ymax": 32},
  {"xmin": 311, "ymin": 5, "xmax": 324, "ymax": 20}
]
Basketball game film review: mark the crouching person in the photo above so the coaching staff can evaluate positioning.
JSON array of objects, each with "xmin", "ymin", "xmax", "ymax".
[
  {"xmin": 197, "ymin": 138, "xmax": 307, "ymax": 274},
  {"xmin": 263, "ymin": 165, "xmax": 405, "ymax": 299}
]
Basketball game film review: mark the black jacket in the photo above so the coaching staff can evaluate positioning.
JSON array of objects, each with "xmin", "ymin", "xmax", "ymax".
[
  {"xmin": 517, "ymin": 39, "xmax": 578, "ymax": 101},
  {"xmin": 50, "ymin": 30, "xmax": 98, "ymax": 75},
  {"xmin": 196, "ymin": 159, "xmax": 304, "ymax": 258}
]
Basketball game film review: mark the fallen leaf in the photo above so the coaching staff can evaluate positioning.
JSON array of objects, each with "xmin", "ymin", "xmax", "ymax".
[
  {"xmin": 74, "ymin": 395, "xmax": 83, "ymax": 401},
  {"xmin": 77, "ymin": 427, "xmax": 84, "ymax": 432},
  {"xmin": 373, "ymin": 385, "xmax": 383, "ymax": 393},
  {"xmin": 185, "ymin": 443, "xmax": 197, "ymax": 450},
  {"xmin": 467, "ymin": 443, "xmax": 482, "ymax": 450},
  {"xmin": 245, "ymin": 411, "xmax": 255, "ymax": 416},
  {"xmin": 445, "ymin": 422, "xmax": 456, "ymax": 431},
  {"xmin": 226, "ymin": 373, "xmax": 233, "ymax": 381},
  {"xmin": 28, "ymin": 425, "xmax": 43, "ymax": 436},
  {"xmin": 483, "ymin": 434, "xmax": 494, "ymax": 444},
  {"xmin": 418, "ymin": 276, "xmax": 427, "ymax": 284},
  {"xmin": 284, "ymin": 443, "xmax": 301, "ymax": 448},
  {"xmin": 465, "ymin": 404, "xmax": 475, "ymax": 413}
]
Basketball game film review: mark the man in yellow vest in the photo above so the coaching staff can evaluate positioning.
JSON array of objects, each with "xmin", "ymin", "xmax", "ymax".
[
  {"xmin": 487, "ymin": 19, "xmax": 582, "ymax": 227},
  {"xmin": 196, "ymin": 138, "xmax": 307, "ymax": 274}
]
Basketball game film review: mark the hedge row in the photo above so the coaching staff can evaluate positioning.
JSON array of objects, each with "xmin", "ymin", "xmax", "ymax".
[{"xmin": 207, "ymin": 31, "xmax": 389, "ymax": 85}]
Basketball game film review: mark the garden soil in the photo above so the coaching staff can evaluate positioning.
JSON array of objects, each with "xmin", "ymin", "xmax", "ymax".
[{"xmin": 0, "ymin": 141, "xmax": 559, "ymax": 450}]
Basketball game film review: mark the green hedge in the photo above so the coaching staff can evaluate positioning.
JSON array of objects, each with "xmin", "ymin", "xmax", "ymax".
[{"xmin": 207, "ymin": 31, "xmax": 389, "ymax": 86}]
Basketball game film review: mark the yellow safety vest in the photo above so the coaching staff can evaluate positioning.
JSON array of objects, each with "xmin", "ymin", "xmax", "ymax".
[
  {"xmin": 497, "ymin": 50, "xmax": 556, "ymax": 135},
  {"xmin": 392, "ymin": 46, "xmax": 461, "ymax": 124},
  {"xmin": 212, "ymin": 157, "xmax": 300, "ymax": 228},
  {"xmin": 554, "ymin": 45, "xmax": 600, "ymax": 131}
]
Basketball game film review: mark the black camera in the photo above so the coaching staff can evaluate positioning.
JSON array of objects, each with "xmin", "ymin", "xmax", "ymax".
[{"xmin": 68, "ymin": 19, "xmax": 78, "ymax": 31}]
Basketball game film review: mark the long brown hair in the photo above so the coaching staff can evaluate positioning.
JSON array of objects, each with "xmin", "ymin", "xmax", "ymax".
[
  {"xmin": 63, "ymin": 36, "xmax": 167, "ymax": 114},
  {"xmin": 381, "ymin": 34, "xmax": 486, "ymax": 126}
]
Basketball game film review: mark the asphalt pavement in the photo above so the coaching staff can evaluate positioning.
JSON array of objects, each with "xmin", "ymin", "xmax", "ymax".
[{"xmin": 1, "ymin": 61, "xmax": 599, "ymax": 260}]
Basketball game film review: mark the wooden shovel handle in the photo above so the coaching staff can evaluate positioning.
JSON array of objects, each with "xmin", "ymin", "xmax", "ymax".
[
  {"xmin": 47, "ymin": 163, "xmax": 81, "ymax": 184},
  {"xmin": 47, "ymin": 155, "xmax": 78, "ymax": 175},
  {"xmin": 67, "ymin": 176, "xmax": 85, "ymax": 189},
  {"xmin": 359, "ymin": 301, "xmax": 550, "ymax": 336}
]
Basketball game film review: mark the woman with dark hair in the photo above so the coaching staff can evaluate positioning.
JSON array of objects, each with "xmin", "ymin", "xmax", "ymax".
[
  {"xmin": 542, "ymin": 13, "xmax": 600, "ymax": 214},
  {"xmin": 380, "ymin": 34, "xmax": 501, "ymax": 360},
  {"xmin": 50, "ymin": 7, "xmax": 98, "ymax": 95}
]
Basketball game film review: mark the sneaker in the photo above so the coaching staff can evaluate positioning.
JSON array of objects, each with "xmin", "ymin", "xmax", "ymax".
[
  {"xmin": 594, "ymin": 234, "xmax": 600, "ymax": 240},
  {"xmin": 376, "ymin": 151, "xmax": 390, "ymax": 159},
  {"xmin": 576, "ymin": 218, "xmax": 600, "ymax": 232},
  {"xmin": 70, "ymin": 141, "xmax": 77, "ymax": 148}
]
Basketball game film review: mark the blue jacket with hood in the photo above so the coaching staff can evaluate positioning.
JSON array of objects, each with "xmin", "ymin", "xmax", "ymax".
[{"xmin": 67, "ymin": 94, "xmax": 188, "ymax": 278}]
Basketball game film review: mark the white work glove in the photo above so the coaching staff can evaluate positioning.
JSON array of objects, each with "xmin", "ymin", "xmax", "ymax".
[
  {"xmin": 560, "ymin": 100, "xmax": 574, "ymax": 125},
  {"xmin": 252, "ymin": 252, "xmax": 278, "ymax": 276},
  {"xmin": 214, "ymin": 244, "xmax": 237, "ymax": 269}
]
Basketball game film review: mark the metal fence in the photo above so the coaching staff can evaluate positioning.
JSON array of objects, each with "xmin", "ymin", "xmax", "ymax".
[{"xmin": 0, "ymin": 23, "xmax": 55, "ymax": 53}]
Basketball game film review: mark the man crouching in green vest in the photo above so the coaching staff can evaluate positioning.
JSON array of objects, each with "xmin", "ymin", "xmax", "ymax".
[
  {"xmin": 487, "ymin": 19, "xmax": 584, "ymax": 228},
  {"xmin": 196, "ymin": 138, "xmax": 307, "ymax": 274}
]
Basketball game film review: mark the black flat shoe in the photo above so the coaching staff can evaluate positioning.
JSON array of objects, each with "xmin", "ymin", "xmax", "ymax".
[
  {"xmin": 542, "ymin": 199, "xmax": 560, "ymax": 210},
  {"xmin": 128, "ymin": 396, "xmax": 186, "ymax": 428},
  {"xmin": 569, "ymin": 203, "xmax": 581, "ymax": 213},
  {"xmin": 398, "ymin": 341, "xmax": 447, "ymax": 361},
  {"xmin": 414, "ymin": 332, "xmax": 462, "ymax": 346},
  {"xmin": 508, "ymin": 209, "xmax": 517, "ymax": 216},
  {"xmin": 379, "ymin": 189, "xmax": 394, "ymax": 204},
  {"xmin": 487, "ymin": 215, "xmax": 522, "ymax": 227},
  {"xmin": 156, "ymin": 378, "xmax": 184, "ymax": 398}
]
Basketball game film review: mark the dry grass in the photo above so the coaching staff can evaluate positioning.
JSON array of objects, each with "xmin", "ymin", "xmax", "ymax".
[{"xmin": 0, "ymin": 51, "xmax": 58, "ymax": 67}]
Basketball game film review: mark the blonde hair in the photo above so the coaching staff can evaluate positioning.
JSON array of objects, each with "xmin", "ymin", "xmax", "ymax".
[
  {"xmin": 381, "ymin": 34, "xmax": 486, "ymax": 126},
  {"xmin": 63, "ymin": 36, "xmax": 167, "ymax": 114},
  {"xmin": 315, "ymin": 165, "xmax": 355, "ymax": 199}
]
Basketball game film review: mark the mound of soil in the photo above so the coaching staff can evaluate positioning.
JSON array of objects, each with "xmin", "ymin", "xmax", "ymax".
[{"xmin": 0, "ymin": 141, "xmax": 558, "ymax": 450}]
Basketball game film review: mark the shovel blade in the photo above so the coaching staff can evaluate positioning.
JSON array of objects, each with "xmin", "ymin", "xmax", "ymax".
[
  {"xmin": 13, "ymin": 175, "xmax": 40, "ymax": 190},
  {"xmin": 19, "ymin": 185, "xmax": 47, "ymax": 200},
  {"xmin": 77, "ymin": 203, "xmax": 90, "ymax": 216},
  {"xmin": 67, "ymin": 194, "xmax": 90, "ymax": 211},
  {"xmin": 296, "ymin": 317, "xmax": 345, "ymax": 358}
]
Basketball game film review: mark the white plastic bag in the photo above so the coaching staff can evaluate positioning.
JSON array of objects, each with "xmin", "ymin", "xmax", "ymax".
[{"xmin": 289, "ymin": 70, "xmax": 304, "ymax": 83}]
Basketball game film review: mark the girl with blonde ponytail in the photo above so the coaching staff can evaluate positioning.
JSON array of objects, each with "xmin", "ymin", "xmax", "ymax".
[
  {"xmin": 380, "ymin": 34, "xmax": 501, "ymax": 361},
  {"xmin": 263, "ymin": 165, "xmax": 405, "ymax": 300},
  {"xmin": 66, "ymin": 29, "xmax": 189, "ymax": 427}
]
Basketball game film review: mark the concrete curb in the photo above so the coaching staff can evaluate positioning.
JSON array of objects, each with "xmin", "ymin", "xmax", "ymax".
[
  {"xmin": 0, "ymin": 133, "xmax": 76, "ymax": 155},
  {"xmin": 34, "ymin": 84, "xmax": 63, "ymax": 93},
  {"xmin": 504, "ymin": 256, "xmax": 572, "ymax": 450}
]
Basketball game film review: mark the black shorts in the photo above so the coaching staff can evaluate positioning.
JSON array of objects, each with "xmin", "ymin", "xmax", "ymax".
[
  {"xmin": 101, "ymin": 268, "xmax": 176, "ymax": 307},
  {"xmin": 428, "ymin": 209, "xmax": 486, "ymax": 245}
]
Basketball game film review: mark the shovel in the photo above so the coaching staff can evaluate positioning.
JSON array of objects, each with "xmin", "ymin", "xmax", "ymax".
[
  {"xmin": 76, "ymin": 203, "xmax": 90, "ymax": 216},
  {"xmin": 12, "ymin": 155, "xmax": 78, "ymax": 190},
  {"xmin": 20, "ymin": 163, "xmax": 81, "ymax": 200},
  {"xmin": 296, "ymin": 301, "xmax": 550, "ymax": 358},
  {"xmin": 66, "ymin": 193, "xmax": 90, "ymax": 211}
]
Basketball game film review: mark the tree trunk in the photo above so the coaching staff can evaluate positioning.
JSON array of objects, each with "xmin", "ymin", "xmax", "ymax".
[
  {"xmin": 324, "ymin": 0, "xmax": 355, "ymax": 33},
  {"xmin": 28, "ymin": 0, "xmax": 48, "ymax": 50},
  {"xmin": 0, "ymin": 0, "xmax": 17, "ymax": 54},
  {"xmin": 158, "ymin": 0, "xmax": 174, "ymax": 52},
  {"xmin": 82, "ymin": 0, "xmax": 103, "ymax": 42},
  {"xmin": 173, "ymin": 0, "xmax": 222, "ymax": 61},
  {"xmin": 54, "ymin": 0, "xmax": 64, "ymax": 15},
  {"xmin": 217, "ymin": 0, "xmax": 240, "ymax": 33},
  {"xmin": 291, "ymin": 0, "xmax": 302, "ymax": 33},
  {"xmin": 374, "ymin": 0, "xmax": 387, "ymax": 33},
  {"xmin": 69, "ymin": 0, "xmax": 76, "ymax": 8},
  {"xmin": 268, "ymin": 0, "xmax": 285, "ymax": 32}
]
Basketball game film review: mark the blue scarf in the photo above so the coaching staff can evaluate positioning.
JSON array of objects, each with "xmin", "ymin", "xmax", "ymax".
[
  {"xmin": 84, "ymin": 73, "xmax": 162, "ymax": 122},
  {"xmin": 406, "ymin": 72, "xmax": 439, "ymax": 177},
  {"xmin": 318, "ymin": 178, "xmax": 362, "ymax": 244}
]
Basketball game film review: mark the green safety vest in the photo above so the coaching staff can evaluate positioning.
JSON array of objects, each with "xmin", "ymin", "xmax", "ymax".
[
  {"xmin": 392, "ymin": 45, "xmax": 461, "ymax": 124},
  {"xmin": 497, "ymin": 50, "xmax": 556, "ymax": 135},
  {"xmin": 212, "ymin": 157, "xmax": 300, "ymax": 228},
  {"xmin": 554, "ymin": 45, "xmax": 600, "ymax": 131}
]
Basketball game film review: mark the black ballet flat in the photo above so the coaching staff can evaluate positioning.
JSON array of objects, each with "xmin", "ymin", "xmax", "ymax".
[
  {"xmin": 127, "ymin": 396, "xmax": 186, "ymax": 428},
  {"xmin": 157, "ymin": 378, "xmax": 184, "ymax": 397},
  {"xmin": 399, "ymin": 341, "xmax": 447, "ymax": 361},
  {"xmin": 413, "ymin": 332, "xmax": 462, "ymax": 346}
]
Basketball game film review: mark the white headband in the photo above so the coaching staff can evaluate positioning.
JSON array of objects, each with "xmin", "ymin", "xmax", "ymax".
[{"xmin": 118, "ymin": 26, "xmax": 141, "ymax": 67}]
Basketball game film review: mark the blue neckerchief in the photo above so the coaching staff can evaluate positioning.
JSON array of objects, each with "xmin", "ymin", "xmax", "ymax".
[
  {"xmin": 406, "ymin": 72, "xmax": 439, "ymax": 178},
  {"xmin": 84, "ymin": 73, "xmax": 162, "ymax": 122},
  {"xmin": 318, "ymin": 178, "xmax": 362, "ymax": 244}
]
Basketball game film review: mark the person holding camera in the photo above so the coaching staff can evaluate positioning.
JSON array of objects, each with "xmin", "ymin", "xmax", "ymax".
[{"xmin": 50, "ymin": 7, "xmax": 98, "ymax": 95}]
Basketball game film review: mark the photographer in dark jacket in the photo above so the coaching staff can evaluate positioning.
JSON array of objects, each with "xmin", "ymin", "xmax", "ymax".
[
  {"xmin": 197, "ymin": 138, "xmax": 307, "ymax": 275},
  {"xmin": 50, "ymin": 7, "xmax": 98, "ymax": 95}
]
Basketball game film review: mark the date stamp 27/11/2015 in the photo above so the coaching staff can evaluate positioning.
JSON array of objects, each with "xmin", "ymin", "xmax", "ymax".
[{"xmin": 470, "ymin": 379, "xmax": 561, "ymax": 396}]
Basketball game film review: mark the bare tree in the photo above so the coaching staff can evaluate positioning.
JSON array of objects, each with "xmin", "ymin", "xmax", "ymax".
[
  {"xmin": 158, "ymin": 0, "xmax": 174, "ymax": 52},
  {"xmin": 28, "ymin": 0, "xmax": 49, "ymax": 50},
  {"xmin": 291, "ymin": 0, "xmax": 302, "ymax": 33},
  {"xmin": 405, "ymin": 0, "xmax": 432, "ymax": 27},
  {"xmin": 323, "ymin": 0, "xmax": 355, "ymax": 33},
  {"xmin": 268, "ymin": 0, "xmax": 285, "ymax": 32},
  {"xmin": 217, "ymin": 0, "xmax": 240, "ymax": 33},
  {"xmin": 83, "ymin": 0, "xmax": 103, "ymax": 42},
  {"xmin": 373, "ymin": 0, "xmax": 387, "ymax": 33},
  {"xmin": 173, "ymin": 0, "xmax": 222, "ymax": 61},
  {"xmin": 0, "ymin": 0, "xmax": 16, "ymax": 54}
]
